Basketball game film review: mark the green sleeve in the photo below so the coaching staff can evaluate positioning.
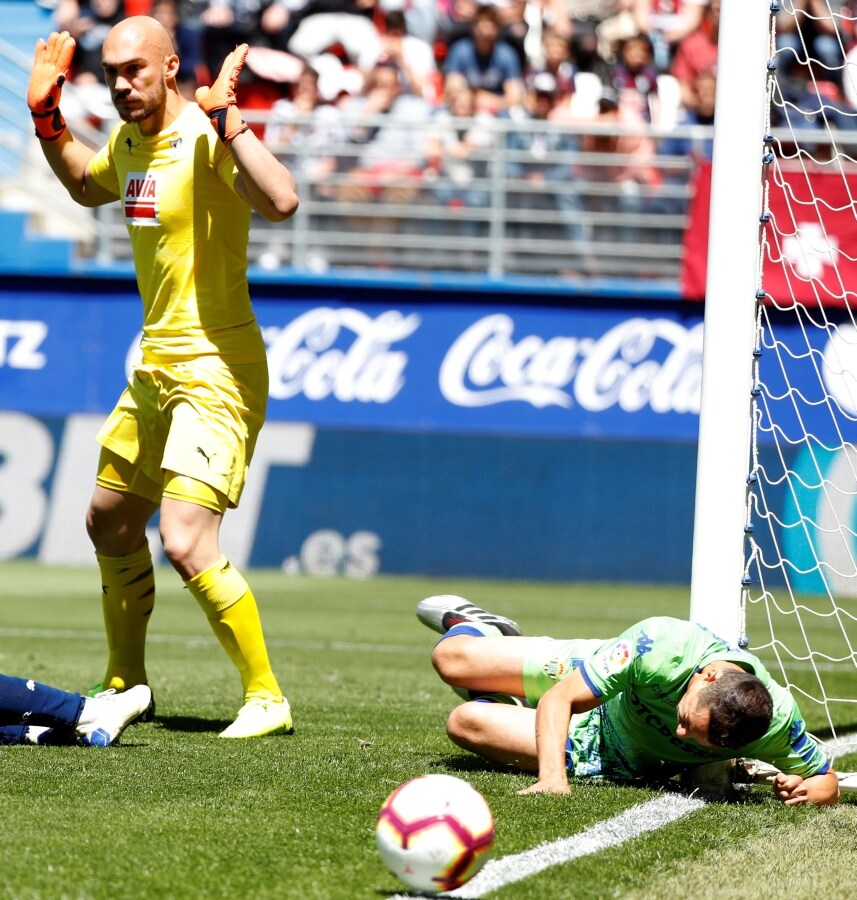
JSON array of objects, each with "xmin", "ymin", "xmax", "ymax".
[{"xmin": 579, "ymin": 617, "xmax": 707, "ymax": 700}]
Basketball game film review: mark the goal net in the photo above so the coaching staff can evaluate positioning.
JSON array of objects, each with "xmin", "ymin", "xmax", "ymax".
[
  {"xmin": 746, "ymin": 0, "xmax": 857, "ymax": 779},
  {"xmin": 691, "ymin": 0, "xmax": 857, "ymax": 788}
]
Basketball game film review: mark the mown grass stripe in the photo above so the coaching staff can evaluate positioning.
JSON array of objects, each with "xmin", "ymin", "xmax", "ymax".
[
  {"xmin": 0, "ymin": 626, "xmax": 421, "ymax": 655},
  {"xmin": 0, "ymin": 627, "xmax": 851, "ymax": 671}
]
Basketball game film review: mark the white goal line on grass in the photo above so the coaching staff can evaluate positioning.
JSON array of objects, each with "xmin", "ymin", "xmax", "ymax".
[{"xmin": 389, "ymin": 794, "xmax": 706, "ymax": 900}]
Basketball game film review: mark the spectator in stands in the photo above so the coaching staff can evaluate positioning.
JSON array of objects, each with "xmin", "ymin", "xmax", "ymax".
[
  {"xmin": 264, "ymin": 64, "xmax": 347, "ymax": 196},
  {"xmin": 565, "ymin": 0, "xmax": 630, "ymax": 75},
  {"xmin": 336, "ymin": 60, "xmax": 432, "ymax": 230},
  {"xmin": 160, "ymin": 0, "xmax": 211, "ymax": 88},
  {"xmin": 842, "ymin": 41, "xmax": 857, "ymax": 112},
  {"xmin": 776, "ymin": 1, "xmax": 854, "ymax": 99},
  {"xmin": 370, "ymin": 9, "xmax": 439, "ymax": 101},
  {"xmin": 609, "ymin": 32, "xmax": 659, "ymax": 122},
  {"xmin": 443, "ymin": 1, "xmax": 525, "ymax": 114},
  {"xmin": 659, "ymin": 69, "xmax": 715, "ymax": 161},
  {"xmin": 54, "ymin": 0, "xmax": 126, "ymax": 84},
  {"xmin": 531, "ymin": 25, "xmax": 577, "ymax": 101},
  {"xmin": 386, "ymin": 0, "xmax": 442, "ymax": 46},
  {"xmin": 670, "ymin": 0, "xmax": 718, "ymax": 111},
  {"xmin": 283, "ymin": 0, "xmax": 381, "ymax": 73},
  {"xmin": 52, "ymin": 0, "xmax": 126, "ymax": 126},
  {"xmin": 631, "ymin": 0, "xmax": 708, "ymax": 72},
  {"xmin": 200, "ymin": 0, "xmax": 295, "ymax": 81},
  {"xmin": 438, "ymin": 0, "xmax": 481, "ymax": 51},
  {"xmin": 519, "ymin": 0, "xmax": 572, "ymax": 70},
  {"xmin": 262, "ymin": 63, "xmax": 346, "ymax": 268},
  {"xmin": 505, "ymin": 72, "xmax": 586, "ymax": 262},
  {"xmin": 439, "ymin": 0, "xmax": 550, "ymax": 71},
  {"xmin": 425, "ymin": 83, "xmax": 494, "ymax": 239},
  {"xmin": 785, "ymin": 79, "xmax": 857, "ymax": 142},
  {"xmin": 495, "ymin": 0, "xmax": 530, "ymax": 71},
  {"xmin": 579, "ymin": 84, "xmax": 663, "ymax": 244},
  {"xmin": 150, "ymin": 0, "xmax": 198, "ymax": 97},
  {"xmin": 654, "ymin": 68, "xmax": 713, "ymax": 230},
  {"xmin": 542, "ymin": 27, "xmax": 577, "ymax": 101}
]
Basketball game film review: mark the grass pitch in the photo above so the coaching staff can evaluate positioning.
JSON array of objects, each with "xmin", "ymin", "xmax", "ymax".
[{"xmin": 0, "ymin": 562, "xmax": 855, "ymax": 899}]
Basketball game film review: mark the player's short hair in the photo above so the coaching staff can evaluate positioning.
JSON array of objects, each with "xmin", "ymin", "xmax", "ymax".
[{"xmin": 699, "ymin": 671, "xmax": 774, "ymax": 749}]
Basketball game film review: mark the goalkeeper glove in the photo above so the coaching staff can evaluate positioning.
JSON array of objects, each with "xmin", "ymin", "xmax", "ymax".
[
  {"xmin": 195, "ymin": 43, "xmax": 250, "ymax": 144},
  {"xmin": 27, "ymin": 31, "xmax": 76, "ymax": 142}
]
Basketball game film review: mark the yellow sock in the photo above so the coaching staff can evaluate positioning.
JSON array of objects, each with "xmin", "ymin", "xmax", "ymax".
[
  {"xmin": 96, "ymin": 543, "xmax": 155, "ymax": 691},
  {"xmin": 186, "ymin": 557, "xmax": 282, "ymax": 701}
]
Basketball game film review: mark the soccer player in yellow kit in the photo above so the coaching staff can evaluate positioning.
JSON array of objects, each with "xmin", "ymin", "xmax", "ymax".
[{"xmin": 27, "ymin": 18, "xmax": 299, "ymax": 738}]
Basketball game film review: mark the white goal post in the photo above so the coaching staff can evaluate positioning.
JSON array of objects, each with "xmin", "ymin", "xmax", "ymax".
[
  {"xmin": 689, "ymin": 0, "xmax": 772, "ymax": 642},
  {"xmin": 689, "ymin": 0, "xmax": 857, "ymax": 789}
]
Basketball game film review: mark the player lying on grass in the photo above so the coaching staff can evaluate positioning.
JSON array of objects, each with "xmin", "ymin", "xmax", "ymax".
[
  {"xmin": 0, "ymin": 674, "xmax": 151, "ymax": 747},
  {"xmin": 417, "ymin": 597, "xmax": 840, "ymax": 806}
]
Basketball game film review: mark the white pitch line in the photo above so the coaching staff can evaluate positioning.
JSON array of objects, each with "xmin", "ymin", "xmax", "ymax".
[{"xmin": 389, "ymin": 794, "xmax": 705, "ymax": 900}]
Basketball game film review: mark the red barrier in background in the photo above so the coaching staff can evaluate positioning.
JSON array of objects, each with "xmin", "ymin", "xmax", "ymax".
[{"xmin": 681, "ymin": 159, "xmax": 857, "ymax": 305}]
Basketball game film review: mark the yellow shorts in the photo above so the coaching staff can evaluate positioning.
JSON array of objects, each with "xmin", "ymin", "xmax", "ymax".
[
  {"xmin": 96, "ymin": 451, "xmax": 229, "ymax": 513},
  {"xmin": 96, "ymin": 356, "xmax": 268, "ymax": 508}
]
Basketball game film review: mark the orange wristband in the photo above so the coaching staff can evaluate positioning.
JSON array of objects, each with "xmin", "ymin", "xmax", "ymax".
[{"xmin": 31, "ymin": 106, "xmax": 67, "ymax": 141}]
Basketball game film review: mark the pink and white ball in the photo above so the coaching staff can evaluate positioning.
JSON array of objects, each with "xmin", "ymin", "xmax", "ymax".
[{"xmin": 375, "ymin": 774, "xmax": 495, "ymax": 894}]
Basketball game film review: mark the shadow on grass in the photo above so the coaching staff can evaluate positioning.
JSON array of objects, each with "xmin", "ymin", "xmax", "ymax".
[
  {"xmin": 153, "ymin": 714, "xmax": 230, "ymax": 734},
  {"xmin": 433, "ymin": 754, "xmax": 774, "ymax": 805},
  {"xmin": 434, "ymin": 753, "xmax": 521, "ymax": 776},
  {"xmin": 373, "ymin": 890, "xmax": 436, "ymax": 899}
]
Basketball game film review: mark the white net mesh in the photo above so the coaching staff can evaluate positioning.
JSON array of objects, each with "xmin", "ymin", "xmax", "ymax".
[{"xmin": 744, "ymin": 0, "xmax": 857, "ymax": 763}]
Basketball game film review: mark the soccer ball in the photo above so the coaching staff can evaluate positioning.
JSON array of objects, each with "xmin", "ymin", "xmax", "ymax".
[{"xmin": 375, "ymin": 774, "xmax": 494, "ymax": 894}]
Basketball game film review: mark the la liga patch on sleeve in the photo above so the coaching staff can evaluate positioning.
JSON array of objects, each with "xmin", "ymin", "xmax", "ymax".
[{"xmin": 595, "ymin": 640, "xmax": 633, "ymax": 677}]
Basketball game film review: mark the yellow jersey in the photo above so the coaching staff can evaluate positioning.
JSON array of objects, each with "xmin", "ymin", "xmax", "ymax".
[{"xmin": 88, "ymin": 102, "xmax": 266, "ymax": 365}]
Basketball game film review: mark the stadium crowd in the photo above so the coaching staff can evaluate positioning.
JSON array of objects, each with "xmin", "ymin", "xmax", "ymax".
[{"xmin": 40, "ymin": 0, "xmax": 857, "ymax": 258}]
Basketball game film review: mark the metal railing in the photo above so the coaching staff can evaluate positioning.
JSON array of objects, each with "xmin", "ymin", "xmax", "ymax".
[
  {"xmin": 0, "ymin": 34, "xmax": 702, "ymax": 281},
  {"xmin": 252, "ymin": 111, "xmax": 703, "ymax": 280},
  {"xmin": 4, "ymin": 33, "xmax": 851, "ymax": 284},
  {"xmin": 60, "ymin": 107, "xmax": 706, "ymax": 281}
]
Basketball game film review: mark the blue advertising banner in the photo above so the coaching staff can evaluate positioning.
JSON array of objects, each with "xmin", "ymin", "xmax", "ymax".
[
  {"xmin": 0, "ymin": 407, "xmax": 825, "ymax": 586},
  {"xmin": 0, "ymin": 285, "xmax": 705, "ymax": 440},
  {"xmin": 0, "ymin": 410, "xmax": 700, "ymax": 581},
  {"xmin": 2, "ymin": 279, "xmax": 854, "ymax": 584},
  {"xmin": 3, "ymin": 284, "xmax": 853, "ymax": 445}
]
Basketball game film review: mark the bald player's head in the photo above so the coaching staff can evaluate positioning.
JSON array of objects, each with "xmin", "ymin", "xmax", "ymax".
[
  {"xmin": 101, "ymin": 16, "xmax": 180, "ymax": 126},
  {"xmin": 104, "ymin": 15, "xmax": 176, "ymax": 62}
]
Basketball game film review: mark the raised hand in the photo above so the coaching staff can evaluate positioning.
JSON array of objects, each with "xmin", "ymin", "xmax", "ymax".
[
  {"xmin": 28, "ymin": 31, "xmax": 76, "ymax": 141},
  {"xmin": 195, "ymin": 43, "xmax": 250, "ymax": 144}
]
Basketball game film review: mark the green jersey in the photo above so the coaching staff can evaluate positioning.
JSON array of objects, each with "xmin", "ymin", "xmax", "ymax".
[{"xmin": 561, "ymin": 617, "xmax": 831, "ymax": 781}]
